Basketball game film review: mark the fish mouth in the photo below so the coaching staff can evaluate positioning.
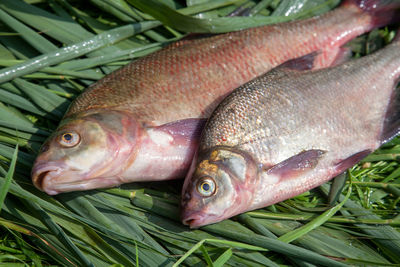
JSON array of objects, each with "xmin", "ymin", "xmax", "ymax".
[
  {"xmin": 32, "ymin": 164, "xmax": 63, "ymax": 195},
  {"xmin": 32, "ymin": 164, "xmax": 123, "ymax": 195},
  {"xmin": 182, "ymin": 210, "xmax": 220, "ymax": 228}
]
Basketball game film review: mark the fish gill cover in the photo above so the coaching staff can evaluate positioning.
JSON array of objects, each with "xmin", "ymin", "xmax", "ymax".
[{"xmin": 0, "ymin": 0, "xmax": 399, "ymax": 266}]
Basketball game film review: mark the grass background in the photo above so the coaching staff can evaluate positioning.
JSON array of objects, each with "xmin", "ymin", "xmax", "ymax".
[{"xmin": 0, "ymin": 0, "xmax": 399, "ymax": 266}]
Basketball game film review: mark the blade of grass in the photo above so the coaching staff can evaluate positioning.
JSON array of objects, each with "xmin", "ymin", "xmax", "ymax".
[
  {"xmin": 248, "ymin": 0, "xmax": 273, "ymax": 16},
  {"xmin": 119, "ymin": 185, "xmax": 348, "ymax": 267},
  {"xmin": 203, "ymin": 224, "xmax": 348, "ymax": 267},
  {"xmin": 238, "ymin": 214, "xmax": 317, "ymax": 267},
  {"xmin": 26, "ymin": 201, "xmax": 94, "ymax": 267},
  {"xmin": 0, "ymin": 143, "xmax": 34, "ymax": 166},
  {"xmin": 348, "ymin": 181, "xmax": 400, "ymax": 189},
  {"xmin": 328, "ymin": 173, "xmax": 347, "ymax": 205},
  {"xmin": 320, "ymin": 183, "xmax": 400, "ymax": 263},
  {"xmin": 0, "ymin": 60, "xmax": 104, "ymax": 79},
  {"xmin": 248, "ymin": 211, "xmax": 400, "ymax": 226},
  {"xmin": 173, "ymin": 238, "xmax": 269, "ymax": 267},
  {"xmin": 0, "ymin": 88, "xmax": 48, "ymax": 117},
  {"xmin": 179, "ymin": 0, "xmax": 242, "ymax": 15},
  {"xmin": 0, "ymin": 218, "xmax": 76, "ymax": 266},
  {"xmin": 0, "ymin": 8, "xmax": 58, "ymax": 53},
  {"xmin": 1, "ymin": 180, "xmax": 173, "ymax": 265},
  {"xmin": 87, "ymin": 194, "xmax": 171, "ymax": 254},
  {"xmin": 90, "ymin": 0, "xmax": 168, "ymax": 42},
  {"xmin": 129, "ymin": 0, "xmax": 339, "ymax": 33},
  {"xmin": 0, "ymin": 0, "xmax": 92, "ymax": 43},
  {"xmin": 0, "ymin": 21, "xmax": 159, "ymax": 83},
  {"xmin": 0, "ymin": 120, "xmax": 50, "ymax": 135},
  {"xmin": 0, "ymin": 144, "xmax": 17, "ymax": 212},
  {"xmin": 106, "ymin": 188, "xmax": 275, "ymax": 265},
  {"xmin": 278, "ymin": 184, "xmax": 352, "ymax": 243},
  {"xmin": 57, "ymin": 195, "xmax": 174, "ymax": 266},
  {"xmin": 58, "ymin": 41, "xmax": 166, "ymax": 71},
  {"xmin": 254, "ymin": 217, "xmax": 391, "ymax": 263},
  {"xmin": 0, "ymin": 34, "xmax": 39, "ymax": 60},
  {"xmin": 0, "ymin": 103, "xmax": 32, "ymax": 126},
  {"xmin": 84, "ymin": 227, "xmax": 135, "ymax": 267},
  {"xmin": 199, "ymin": 244, "xmax": 214, "ymax": 266},
  {"xmin": 13, "ymin": 78, "xmax": 69, "ymax": 118},
  {"xmin": 213, "ymin": 248, "xmax": 233, "ymax": 267}
]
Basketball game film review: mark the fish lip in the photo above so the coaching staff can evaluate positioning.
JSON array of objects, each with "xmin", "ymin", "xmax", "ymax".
[
  {"xmin": 34, "ymin": 170, "xmax": 123, "ymax": 195},
  {"xmin": 33, "ymin": 168, "xmax": 123, "ymax": 195},
  {"xmin": 182, "ymin": 214, "xmax": 206, "ymax": 228},
  {"xmin": 182, "ymin": 210, "xmax": 219, "ymax": 228},
  {"xmin": 49, "ymin": 176, "xmax": 123, "ymax": 194},
  {"xmin": 32, "ymin": 161, "xmax": 124, "ymax": 195},
  {"xmin": 31, "ymin": 164, "xmax": 63, "ymax": 195},
  {"xmin": 31, "ymin": 162, "xmax": 83, "ymax": 195}
]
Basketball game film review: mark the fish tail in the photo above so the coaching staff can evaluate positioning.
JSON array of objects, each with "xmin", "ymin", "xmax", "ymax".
[{"xmin": 343, "ymin": 0, "xmax": 400, "ymax": 29}]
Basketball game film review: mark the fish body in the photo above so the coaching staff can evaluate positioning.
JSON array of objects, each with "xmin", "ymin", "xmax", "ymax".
[
  {"xmin": 32, "ymin": 0, "xmax": 399, "ymax": 194},
  {"xmin": 181, "ymin": 34, "xmax": 400, "ymax": 227}
]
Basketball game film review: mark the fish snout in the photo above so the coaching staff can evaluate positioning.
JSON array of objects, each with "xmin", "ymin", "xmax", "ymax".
[
  {"xmin": 181, "ymin": 210, "xmax": 208, "ymax": 228},
  {"xmin": 31, "ymin": 164, "xmax": 64, "ymax": 195}
]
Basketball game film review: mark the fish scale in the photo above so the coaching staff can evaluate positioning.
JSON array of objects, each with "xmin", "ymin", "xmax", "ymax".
[
  {"xmin": 67, "ymin": 3, "xmax": 377, "ymax": 125},
  {"xmin": 32, "ymin": 0, "xmax": 400, "ymax": 195},
  {"xmin": 181, "ymin": 34, "xmax": 400, "ymax": 228},
  {"xmin": 204, "ymin": 56, "xmax": 393, "ymax": 164}
]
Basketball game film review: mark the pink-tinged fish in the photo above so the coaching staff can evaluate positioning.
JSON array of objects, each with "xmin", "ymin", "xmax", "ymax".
[
  {"xmin": 32, "ymin": 0, "xmax": 399, "ymax": 195},
  {"xmin": 181, "ymin": 31, "xmax": 400, "ymax": 228}
]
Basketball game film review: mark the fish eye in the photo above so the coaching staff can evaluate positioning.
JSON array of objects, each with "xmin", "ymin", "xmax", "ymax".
[
  {"xmin": 196, "ymin": 177, "xmax": 216, "ymax": 197},
  {"xmin": 59, "ymin": 131, "xmax": 80, "ymax": 147}
]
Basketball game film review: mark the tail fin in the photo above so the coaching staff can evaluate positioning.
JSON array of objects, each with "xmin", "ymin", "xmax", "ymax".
[{"xmin": 343, "ymin": 0, "xmax": 400, "ymax": 29}]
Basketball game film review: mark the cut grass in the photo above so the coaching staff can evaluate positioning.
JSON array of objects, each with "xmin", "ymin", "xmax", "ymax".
[{"xmin": 0, "ymin": 0, "xmax": 399, "ymax": 266}]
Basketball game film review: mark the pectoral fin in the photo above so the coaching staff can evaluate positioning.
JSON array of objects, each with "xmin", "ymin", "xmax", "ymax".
[
  {"xmin": 155, "ymin": 118, "xmax": 207, "ymax": 142},
  {"xmin": 281, "ymin": 52, "xmax": 319, "ymax": 71},
  {"xmin": 265, "ymin": 149, "xmax": 326, "ymax": 180}
]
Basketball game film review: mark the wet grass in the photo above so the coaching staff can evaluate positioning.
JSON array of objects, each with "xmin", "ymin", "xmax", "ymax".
[{"xmin": 0, "ymin": 0, "xmax": 399, "ymax": 266}]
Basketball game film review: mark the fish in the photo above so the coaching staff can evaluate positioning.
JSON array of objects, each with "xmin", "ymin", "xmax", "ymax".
[
  {"xmin": 181, "ymin": 31, "xmax": 400, "ymax": 228},
  {"xmin": 32, "ymin": 0, "xmax": 399, "ymax": 195}
]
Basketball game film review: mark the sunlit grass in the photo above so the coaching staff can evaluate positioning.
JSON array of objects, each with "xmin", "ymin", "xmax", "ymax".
[{"xmin": 0, "ymin": 0, "xmax": 399, "ymax": 266}]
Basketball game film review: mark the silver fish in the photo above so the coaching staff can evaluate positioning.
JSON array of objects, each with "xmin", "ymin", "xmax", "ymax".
[{"xmin": 181, "ymin": 32, "xmax": 400, "ymax": 227}]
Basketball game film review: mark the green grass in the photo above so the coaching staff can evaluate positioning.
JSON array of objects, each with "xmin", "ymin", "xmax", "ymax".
[{"xmin": 0, "ymin": 0, "xmax": 399, "ymax": 266}]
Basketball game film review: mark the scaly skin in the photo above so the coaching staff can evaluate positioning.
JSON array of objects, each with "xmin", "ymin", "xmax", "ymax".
[
  {"xmin": 32, "ymin": 1, "xmax": 399, "ymax": 194},
  {"xmin": 181, "ymin": 37, "xmax": 400, "ymax": 228},
  {"xmin": 67, "ymin": 3, "xmax": 379, "ymax": 124}
]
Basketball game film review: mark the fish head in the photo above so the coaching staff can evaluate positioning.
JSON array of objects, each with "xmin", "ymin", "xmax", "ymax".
[
  {"xmin": 181, "ymin": 147, "xmax": 260, "ymax": 227},
  {"xmin": 32, "ymin": 110, "xmax": 139, "ymax": 195}
]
